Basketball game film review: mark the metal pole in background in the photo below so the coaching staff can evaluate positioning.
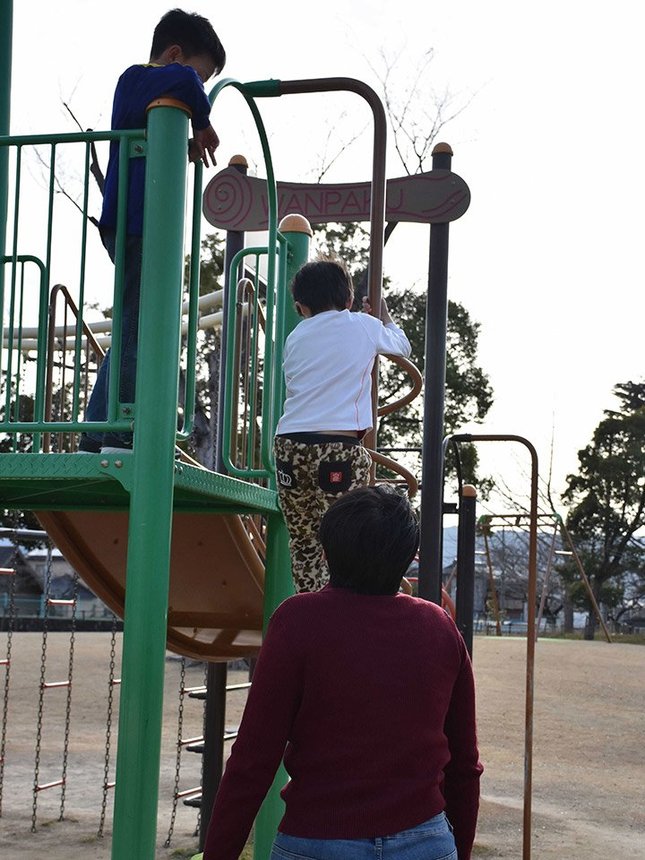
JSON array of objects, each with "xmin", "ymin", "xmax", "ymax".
[
  {"xmin": 456, "ymin": 483, "xmax": 477, "ymax": 657},
  {"xmin": 417, "ymin": 143, "xmax": 453, "ymax": 605}
]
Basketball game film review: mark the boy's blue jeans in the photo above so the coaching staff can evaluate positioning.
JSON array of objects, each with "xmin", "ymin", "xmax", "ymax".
[
  {"xmin": 82, "ymin": 230, "xmax": 142, "ymax": 449},
  {"xmin": 270, "ymin": 813, "xmax": 457, "ymax": 860}
]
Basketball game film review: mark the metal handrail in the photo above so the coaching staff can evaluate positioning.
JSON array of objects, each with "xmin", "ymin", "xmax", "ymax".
[
  {"xmin": 378, "ymin": 354, "xmax": 423, "ymax": 417},
  {"xmin": 44, "ymin": 283, "xmax": 105, "ymax": 452},
  {"xmin": 367, "ymin": 448, "xmax": 419, "ymax": 498}
]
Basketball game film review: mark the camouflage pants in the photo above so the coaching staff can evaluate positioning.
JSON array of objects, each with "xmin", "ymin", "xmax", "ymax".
[{"xmin": 274, "ymin": 434, "xmax": 372, "ymax": 593}]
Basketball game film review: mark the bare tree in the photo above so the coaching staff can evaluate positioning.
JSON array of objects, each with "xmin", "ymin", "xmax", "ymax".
[{"xmin": 369, "ymin": 47, "xmax": 477, "ymax": 175}]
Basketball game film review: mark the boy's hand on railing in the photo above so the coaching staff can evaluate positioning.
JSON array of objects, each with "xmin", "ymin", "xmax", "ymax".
[
  {"xmin": 190, "ymin": 124, "xmax": 220, "ymax": 167},
  {"xmin": 361, "ymin": 296, "xmax": 393, "ymax": 325}
]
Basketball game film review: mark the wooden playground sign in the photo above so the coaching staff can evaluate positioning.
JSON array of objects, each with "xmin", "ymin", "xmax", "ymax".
[{"xmin": 202, "ymin": 167, "xmax": 470, "ymax": 231}]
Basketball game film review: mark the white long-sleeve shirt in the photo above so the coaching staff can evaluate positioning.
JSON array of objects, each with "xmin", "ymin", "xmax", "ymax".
[{"xmin": 276, "ymin": 309, "xmax": 411, "ymax": 435}]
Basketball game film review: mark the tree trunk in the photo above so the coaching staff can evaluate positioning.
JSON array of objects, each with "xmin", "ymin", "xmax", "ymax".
[{"xmin": 562, "ymin": 588, "xmax": 574, "ymax": 634}]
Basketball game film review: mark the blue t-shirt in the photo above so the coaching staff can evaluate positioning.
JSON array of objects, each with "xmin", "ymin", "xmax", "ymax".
[{"xmin": 99, "ymin": 63, "xmax": 212, "ymax": 236}]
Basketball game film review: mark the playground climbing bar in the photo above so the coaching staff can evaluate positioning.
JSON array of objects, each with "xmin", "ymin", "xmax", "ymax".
[{"xmin": 110, "ymin": 100, "xmax": 191, "ymax": 860}]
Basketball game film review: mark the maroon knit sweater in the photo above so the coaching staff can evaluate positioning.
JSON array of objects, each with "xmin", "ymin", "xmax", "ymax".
[{"xmin": 203, "ymin": 586, "xmax": 483, "ymax": 860}]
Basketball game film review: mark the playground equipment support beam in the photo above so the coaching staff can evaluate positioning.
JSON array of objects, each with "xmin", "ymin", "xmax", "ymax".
[
  {"xmin": 110, "ymin": 101, "xmax": 190, "ymax": 860},
  {"xmin": 0, "ymin": 0, "xmax": 13, "ymax": 299},
  {"xmin": 456, "ymin": 484, "xmax": 477, "ymax": 657},
  {"xmin": 417, "ymin": 144, "xmax": 453, "ymax": 605},
  {"xmin": 198, "ymin": 663, "xmax": 227, "ymax": 852}
]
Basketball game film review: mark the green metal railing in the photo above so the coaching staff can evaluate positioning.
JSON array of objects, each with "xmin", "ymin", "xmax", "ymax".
[{"xmin": 0, "ymin": 127, "xmax": 204, "ymax": 446}]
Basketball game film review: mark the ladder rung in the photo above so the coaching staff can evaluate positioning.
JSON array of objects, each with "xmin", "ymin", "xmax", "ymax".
[
  {"xmin": 183, "ymin": 795, "xmax": 202, "ymax": 808},
  {"xmin": 0, "ymin": 568, "xmax": 15, "ymax": 576},
  {"xmin": 187, "ymin": 689, "xmax": 207, "ymax": 700},
  {"xmin": 36, "ymin": 779, "xmax": 65, "ymax": 792},
  {"xmin": 226, "ymin": 682, "xmax": 252, "ymax": 692},
  {"xmin": 111, "ymin": 678, "xmax": 122, "ymax": 686},
  {"xmin": 47, "ymin": 598, "xmax": 76, "ymax": 606},
  {"xmin": 42, "ymin": 680, "xmax": 71, "ymax": 689},
  {"xmin": 179, "ymin": 735, "xmax": 203, "ymax": 747},
  {"xmin": 175, "ymin": 786, "xmax": 201, "ymax": 800},
  {"xmin": 0, "ymin": 658, "xmax": 9, "ymax": 667},
  {"xmin": 183, "ymin": 681, "xmax": 252, "ymax": 698}
]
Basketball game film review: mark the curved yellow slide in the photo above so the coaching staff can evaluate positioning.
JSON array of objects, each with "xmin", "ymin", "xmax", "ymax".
[{"xmin": 37, "ymin": 509, "xmax": 265, "ymax": 662}]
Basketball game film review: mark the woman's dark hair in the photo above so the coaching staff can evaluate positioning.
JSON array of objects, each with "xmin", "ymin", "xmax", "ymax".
[
  {"xmin": 151, "ymin": 8, "xmax": 226, "ymax": 74},
  {"xmin": 291, "ymin": 259, "xmax": 353, "ymax": 315},
  {"xmin": 319, "ymin": 486, "xmax": 419, "ymax": 595}
]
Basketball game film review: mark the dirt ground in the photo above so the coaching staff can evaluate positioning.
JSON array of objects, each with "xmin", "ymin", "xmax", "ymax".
[{"xmin": 0, "ymin": 632, "xmax": 643, "ymax": 859}]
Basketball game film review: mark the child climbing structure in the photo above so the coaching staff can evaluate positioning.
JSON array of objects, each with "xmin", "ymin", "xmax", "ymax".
[{"xmin": 0, "ymin": 33, "xmax": 472, "ymax": 860}]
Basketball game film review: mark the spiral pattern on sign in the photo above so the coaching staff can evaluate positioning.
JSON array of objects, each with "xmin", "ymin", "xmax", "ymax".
[{"xmin": 203, "ymin": 169, "xmax": 253, "ymax": 229}]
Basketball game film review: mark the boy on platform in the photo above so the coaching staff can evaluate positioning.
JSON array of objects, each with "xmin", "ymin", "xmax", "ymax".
[{"xmin": 79, "ymin": 8, "xmax": 226, "ymax": 453}]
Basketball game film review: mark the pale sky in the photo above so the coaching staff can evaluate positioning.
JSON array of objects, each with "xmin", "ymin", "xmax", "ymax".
[{"xmin": 8, "ymin": 0, "xmax": 645, "ymax": 514}]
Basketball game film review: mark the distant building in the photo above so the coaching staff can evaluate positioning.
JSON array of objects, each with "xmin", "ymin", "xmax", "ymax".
[
  {"xmin": 0, "ymin": 543, "xmax": 41, "ymax": 598},
  {"xmin": 0, "ymin": 539, "xmax": 113, "ymax": 624}
]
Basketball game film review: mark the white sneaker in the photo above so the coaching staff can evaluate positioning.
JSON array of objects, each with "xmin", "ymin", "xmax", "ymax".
[{"xmin": 101, "ymin": 446, "xmax": 133, "ymax": 455}]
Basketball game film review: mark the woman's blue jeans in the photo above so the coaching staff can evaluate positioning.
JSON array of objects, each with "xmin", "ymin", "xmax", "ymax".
[
  {"xmin": 270, "ymin": 812, "xmax": 457, "ymax": 860},
  {"xmin": 83, "ymin": 230, "xmax": 142, "ymax": 448}
]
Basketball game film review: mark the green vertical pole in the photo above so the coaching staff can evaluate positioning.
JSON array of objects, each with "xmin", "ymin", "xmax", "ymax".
[
  {"xmin": 253, "ymin": 216, "xmax": 311, "ymax": 860},
  {"xmin": 0, "ymin": 0, "xmax": 11, "ymax": 132},
  {"xmin": 110, "ymin": 101, "xmax": 190, "ymax": 860},
  {"xmin": 0, "ymin": 0, "xmax": 13, "ymax": 297}
]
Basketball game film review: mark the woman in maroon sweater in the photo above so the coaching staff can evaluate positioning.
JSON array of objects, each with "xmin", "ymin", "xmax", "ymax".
[{"xmin": 204, "ymin": 486, "xmax": 483, "ymax": 860}]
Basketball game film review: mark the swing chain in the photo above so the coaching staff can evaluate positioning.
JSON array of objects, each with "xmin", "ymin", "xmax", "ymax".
[
  {"xmin": 31, "ymin": 542, "xmax": 53, "ymax": 832},
  {"xmin": 0, "ymin": 530, "xmax": 19, "ymax": 818},
  {"xmin": 164, "ymin": 656, "xmax": 187, "ymax": 847},
  {"xmin": 58, "ymin": 568, "xmax": 78, "ymax": 820},
  {"xmin": 97, "ymin": 611, "xmax": 119, "ymax": 838}
]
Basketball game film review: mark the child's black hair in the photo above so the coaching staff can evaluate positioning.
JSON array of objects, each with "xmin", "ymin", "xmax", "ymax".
[
  {"xmin": 291, "ymin": 259, "xmax": 354, "ymax": 315},
  {"xmin": 319, "ymin": 485, "xmax": 419, "ymax": 595},
  {"xmin": 150, "ymin": 8, "xmax": 226, "ymax": 74}
]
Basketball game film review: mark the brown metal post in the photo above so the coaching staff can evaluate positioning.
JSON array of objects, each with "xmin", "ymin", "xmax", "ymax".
[
  {"xmin": 455, "ymin": 484, "xmax": 477, "ymax": 656},
  {"xmin": 447, "ymin": 433, "xmax": 539, "ymax": 860}
]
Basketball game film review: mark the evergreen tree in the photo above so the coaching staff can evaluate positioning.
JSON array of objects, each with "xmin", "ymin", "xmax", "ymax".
[{"xmin": 561, "ymin": 380, "xmax": 645, "ymax": 638}]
